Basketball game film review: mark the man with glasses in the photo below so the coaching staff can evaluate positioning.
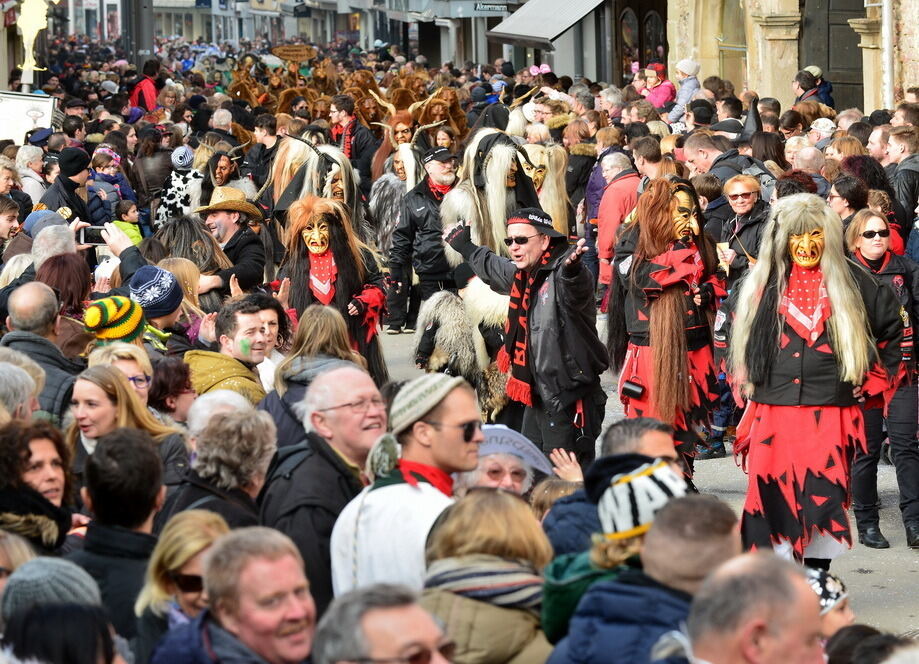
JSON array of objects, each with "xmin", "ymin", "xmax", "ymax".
[
  {"xmin": 314, "ymin": 584, "xmax": 453, "ymax": 664},
  {"xmin": 331, "ymin": 373, "xmax": 482, "ymax": 595},
  {"xmin": 444, "ymin": 208, "xmax": 607, "ymax": 466},
  {"xmin": 261, "ymin": 366, "xmax": 386, "ymax": 616}
]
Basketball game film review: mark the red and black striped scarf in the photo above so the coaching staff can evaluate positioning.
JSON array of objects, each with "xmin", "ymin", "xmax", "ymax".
[{"xmin": 497, "ymin": 248, "xmax": 553, "ymax": 406}]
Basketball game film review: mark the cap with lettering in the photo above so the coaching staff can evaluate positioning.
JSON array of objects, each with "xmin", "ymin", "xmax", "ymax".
[
  {"xmin": 506, "ymin": 207, "xmax": 564, "ymax": 238},
  {"xmin": 422, "ymin": 147, "xmax": 456, "ymax": 164}
]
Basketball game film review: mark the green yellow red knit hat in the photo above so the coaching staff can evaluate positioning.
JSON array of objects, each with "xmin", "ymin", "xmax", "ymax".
[{"xmin": 83, "ymin": 296, "xmax": 146, "ymax": 344}]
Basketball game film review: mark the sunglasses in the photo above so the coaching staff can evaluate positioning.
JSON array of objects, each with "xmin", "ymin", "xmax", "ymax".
[
  {"xmin": 170, "ymin": 572, "xmax": 204, "ymax": 594},
  {"xmin": 726, "ymin": 191, "xmax": 756, "ymax": 200},
  {"xmin": 861, "ymin": 229, "xmax": 890, "ymax": 239},
  {"xmin": 422, "ymin": 420, "xmax": 483, "ymax": 442},
  {"xmin": 503, "ymin": 234, "xmax": 539, "ymax": 246},
  {"xmin": 357, "ymin": 642, "xmax": 457, "ymax": 664}
]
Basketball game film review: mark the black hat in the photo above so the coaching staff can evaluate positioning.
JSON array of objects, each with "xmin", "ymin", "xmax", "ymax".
[
  {"xmin": 500, "ymin": 61, "xmax": 515, "ymax": 78},
  {"xmin": 422, "ymin": 147, "xmax": 455, "ymax": 164},
  {"xmin": 65, "ymin": 98, "xmax": 87, "ymax": 109},
  {"xmin": 507, "ymin": 207, "xmax": 564, "ymax": 238},
  {"xmin": 58, "ymin": 147, "xmax": 90, "ymax": 177},
  {"xmin": 28, "ymin": 128, "xmax": 53, "ymax": 147},
  {"xmin": 689, "ymin": 100, "xmax": 715, "ymax": 126}
]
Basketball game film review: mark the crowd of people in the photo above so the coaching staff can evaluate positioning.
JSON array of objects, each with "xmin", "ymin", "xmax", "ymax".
[{"xmin": 0, "ymin": 32, "xmax": 918, "ymax": 664}]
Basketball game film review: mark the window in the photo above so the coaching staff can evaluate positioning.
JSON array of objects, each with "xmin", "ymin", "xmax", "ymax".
[{"xmin": 718, "ymin": 0, "xmax": 747, "ymax": 88}]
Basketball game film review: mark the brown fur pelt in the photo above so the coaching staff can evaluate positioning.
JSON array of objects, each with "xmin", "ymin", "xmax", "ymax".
[
  {"xmin": 389, "ymin": 87, "xmax": 417, "ymax": 111},
  {"xmin": 413, "ymin": 290, "xmax": 480, "ymax": 380},
  {"xmin": 277, "ymin": 86, "xmax": 317, "ymax": 114},
  {"xmin": 0, "ymin": 511, "xmax": 62, "ymax": 549}
]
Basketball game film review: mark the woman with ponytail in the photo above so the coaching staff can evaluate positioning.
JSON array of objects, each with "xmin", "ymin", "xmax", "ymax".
[{"xmin": 607, "ymin": 178, "xmax": 722, "ymax": 477}]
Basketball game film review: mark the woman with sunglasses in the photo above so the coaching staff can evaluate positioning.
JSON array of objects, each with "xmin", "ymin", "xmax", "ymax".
[
  {"xmin": 421, "ymin": 489, "xmax": 554, "ymax": 664},
  {"xmin": 134, "ymin": 510, "xmax": 230, "ymax": 664},
  {"xmin": 717, "ymin": 174, "xmax": 770, "ymax": 292},
  {"xmin": 845, "ymin": 209, "xmax": 919, "ymax": 550}
]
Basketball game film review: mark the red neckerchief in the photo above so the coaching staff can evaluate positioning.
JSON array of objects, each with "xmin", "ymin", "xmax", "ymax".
[
  {"xmin": 308, "ymin": 250, "xmax": 337, "ymax": 305},
  {"xmin": 779, "ymin": 263, "xmax": 831, "ymax": 345},
  {"xmin": 396, "ymin": 459, "xmax": 454, "ymax": 497},
  {"xmin": 340, "ymin": 119, "xmax": 357, "ymax": 159},
  {"xmin": 854, "ymin": 249, "xmax": 891, "ymax": 273},
  {"xmin": 428, "ymin": 176, "xmax": 452, "ymax": 200}
]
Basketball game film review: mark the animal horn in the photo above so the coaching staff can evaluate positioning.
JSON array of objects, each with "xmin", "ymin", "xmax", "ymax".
[
  {"xmin": 372, "ymin": 122, "xmax": 397, "ymax": 149},
  {"xmin": 411, "ymin": 120, "xmax": 446, "ymax": 147},
  {"xmin": 286, "ymin": 133, "xmax": 325, "ymax": 159},
  {"xmin": 227, "ymin": 141, "xmax": 251, "ymax": 159},
  {"xmin": 509, "ymin": 86, "xmax": 538, "ymax": 109},
  {"xmin": 368, "ymin": 89, "xmax": 396, "ymax": 117}
]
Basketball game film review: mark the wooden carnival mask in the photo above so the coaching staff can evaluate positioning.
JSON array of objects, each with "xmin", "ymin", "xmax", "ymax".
[
  {"xmin": 301, "ymin": 214, "xmax": 331, "ymax": 255},
  {"xmin": 788, "ymin": 229, "xmax": 825, "ymax": 268},
  {"xmin": 671, "ymin": 189, "xmax": 700, "ymax": 240}
]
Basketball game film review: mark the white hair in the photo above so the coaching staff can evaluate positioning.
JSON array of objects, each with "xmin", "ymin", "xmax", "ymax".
[
  {"xmin": 186, "ymin": 390, "xmax": 253, "ymax": 439},
  {"xmin": 31, "ymin": 225, "xmax": 76, "ymax": 269},
  {"xmin": 295, "ymin": 366, "xmax": 369, "ymax": 434},
  {"xmin": 602, "ymin": 152, "xmax": 632, "ymax": 171},
  {"xmin": 0, "ymin": 362, "xmax": 35, "ymax": 415},
  {"xmin": 15, "ymin": 145, "xmax": 43, "ymax": 171},
  {"xmin": 212, "ymin": 108, "xmax": 232, "ymax": 130}
]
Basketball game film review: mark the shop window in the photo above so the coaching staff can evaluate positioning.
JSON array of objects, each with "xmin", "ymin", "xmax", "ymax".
[
  {"xmin": 620, "ymin": 8, "xmax": 638, "ymax": 83},
  {"xmin": 718, "ymin": 0, "xmax": 747, "ymax": 88},
  {"xmin": 642, "ymin": 11, "xmax": 665, "ymax": 66}
]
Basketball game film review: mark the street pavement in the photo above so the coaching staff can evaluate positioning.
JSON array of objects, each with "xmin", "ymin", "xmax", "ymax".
[{"xmin": 380, "ymin": 330, "xmax": 919, "ymax": 634}]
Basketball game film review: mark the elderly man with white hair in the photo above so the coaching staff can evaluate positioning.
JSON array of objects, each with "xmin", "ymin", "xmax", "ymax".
[
  {"xmin": 210, "ymin": 108, "xmax": 240, "ymax": 147},
  {"xmin": 597, "ymin": 151, "xmax": 639, "ymax": 286}
]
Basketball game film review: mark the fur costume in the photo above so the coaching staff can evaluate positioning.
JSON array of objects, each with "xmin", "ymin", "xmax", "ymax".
[
  {"xmin": 521, "ymin": 143, "xmax": 571, "ymax": 235},
  {"xmin": 440, "ymin": 130, "xmax": 542, "ymax": 265},
  {"xmin": 156, "ymin": 169, "xmax": 204, "ymax": 227},
  {"xmin": 279, "ymin": 196, "xmax": 389, "ymax": 385},
  {"xmin": 413, "ymin": 277, "xmax": 511, "ymax": 420},
  {"xmin": 368, "ymin": 144, "xmax": 422, "ymax": 257}
]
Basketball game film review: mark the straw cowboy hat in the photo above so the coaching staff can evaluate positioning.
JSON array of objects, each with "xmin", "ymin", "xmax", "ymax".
[{"xmin": 194, "ymin": 186, "xmax": 263, "ymax": 221}]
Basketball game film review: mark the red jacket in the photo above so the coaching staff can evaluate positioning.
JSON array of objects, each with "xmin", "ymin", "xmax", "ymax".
[
  {"xmin": 130, "ymin": 76, "xmax": 157, "ymax": 112},
  {"xmin": 597, "ymin": 170, "xmax": 640, "ymax": 284}
]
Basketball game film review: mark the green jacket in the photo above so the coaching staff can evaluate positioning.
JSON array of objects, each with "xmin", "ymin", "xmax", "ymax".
[
  {"xmin": 541, "ymin": 552, "xmax": 635, "ymax": 644},
  {"xmin": 185, "ymin": 350, "xmax": 266, "ymax": 405}
]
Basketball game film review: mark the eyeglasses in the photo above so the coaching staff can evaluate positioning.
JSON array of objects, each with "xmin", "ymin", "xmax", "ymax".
[
  {"xmin": 126, "ymin": 374, "xmax": 152, "ymax": 388},
  {"xmin": 726, "ymin": 191, "xmax": 756, "ymax": 201},
  {"xmin": 318, "ymin": 396, "xmax": 386, "ymax": 414},
  {"xmin": 861, "ymin": 229, "xmax": 890, "ymax": 239},
  {"xmin": 170, "ymin": 572, "xmax": 204, "ymax": 594},
  {"xmin": 503, "ymin": 234, "xmax": 539, "ymax": 246},
  {"xmin": 422, "ymin": 420, "xmax": 482, "ymax": 442},
  {"xmin": 357, "ymin": 642, "xmax": 457, "ymax": 664}
]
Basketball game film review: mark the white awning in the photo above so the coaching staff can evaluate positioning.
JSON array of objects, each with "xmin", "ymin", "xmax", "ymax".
[{"xmin": 486, "ymin": 0, "xmax": 604, "ymax": 50}]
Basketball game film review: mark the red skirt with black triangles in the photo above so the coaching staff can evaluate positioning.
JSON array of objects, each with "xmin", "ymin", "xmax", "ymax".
[{"xmin": 734, "ymin": 401, "xmax": 865, "ymax": 560}]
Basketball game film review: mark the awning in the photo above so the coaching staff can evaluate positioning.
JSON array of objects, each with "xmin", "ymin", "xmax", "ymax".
[{"xmin": 486, "ymin": 0, "xmax": 604, "ymax": 51}]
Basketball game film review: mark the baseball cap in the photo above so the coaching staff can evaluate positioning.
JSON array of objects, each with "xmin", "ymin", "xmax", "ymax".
[
  {"xmin": 506, "ymin": 207, "xmax": 564, "ymax": 238},
  {"xmin": 809, "ymin": 117, "xmax": 836, "ymax": 134},
  {"xmin": 804, "ymin": 65, "xmax": 823, "ymax": 79},
  {"xmin": 422, "ymin": 147, "xmax": 456, "ymax": 164}
]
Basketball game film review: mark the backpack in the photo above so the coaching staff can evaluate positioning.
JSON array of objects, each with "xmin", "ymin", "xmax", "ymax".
[{"xmin": 718, "ymin": 153, "xmax": 777, "ymax": 201}]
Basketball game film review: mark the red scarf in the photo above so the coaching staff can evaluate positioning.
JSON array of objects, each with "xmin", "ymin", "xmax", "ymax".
[
  {"xmin": 308, "ymin": 250, "xmax": 337, "ymax": 305},
  {"xmin": 497, "ymin": 247, "xmax": 554, "ymax": 406},
  {"xmin": 779, "ymin": 264, "xmax": 830, "ymax": 345},
  {"xmin": 396, "ymin": 459, "xmax": 454, "ymax": 497},
  {"xmin": 428, "ymin": 177, "xmax": 452, "ymax": 200},
  {"xmin": 340, "ymin": 119, "xmax": 357, "ymax": 159}
]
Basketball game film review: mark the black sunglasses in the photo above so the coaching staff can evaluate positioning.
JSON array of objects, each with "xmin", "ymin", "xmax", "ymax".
[
  {"xmin": 422, "ymin": 420, "xmax": 482, "ymax": 442},
  {"xmin": 503, "ymin": 234, "xmax": 538, "ymax": 246},
  {"xmin": 170, "ymin": 572, "xmax": 204, "ymax": 594},
  {"xmin": 861, "ymin": 229, "xmax": 890, "ymax": 239},
  {"xmin": 357, "ymin": 641, "xmax": 457, "ymax": 664}
]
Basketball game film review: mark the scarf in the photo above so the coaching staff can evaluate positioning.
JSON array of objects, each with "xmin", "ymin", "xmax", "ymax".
[
  {"xmin": 424, "ymin": 554, "xmax": 544, "ymax": 614},
  {"xmin": 779, "ymin": 263, "xmax": 830, "ymax": 345},
  {"xmin": 308, "ymin": 250, "xmax": 337, "ymax": 305},
  {"xmin": 427, "ymin": 177, "xmax": 452, "ymax": 200},
  {"xmin": 394, "ymin": 459, "xmax": 454, "ymax": 497},
  {"xmin": 497, "ymin": 247, "xmax": 554, "ymax": 406},
  {"xmin": 340, "ymin": 119, "xmax": 357, "ymax": 159}
]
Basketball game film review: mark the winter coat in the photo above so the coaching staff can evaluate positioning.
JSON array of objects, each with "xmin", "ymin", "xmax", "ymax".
[
  {"xmin": 135, "ymin": 607, "xmax": 169, "ymax": 664},
  {"xmin": 0, "ymin": 484, "xmax": 72, "ymax": 555},
  {"xmin": 548, "ymin": 569, "xmax": 691, "ymax": 664},
  {"xmin": 86, "ymin": 184, "xmax": 113, "ymax": 226},
  {"xmin": 567, "ymin": 143, "xmax": 597, "ymax": 211},
  {"xmin": 341, "ymin": 120, "xmax": 378, "ymax": 196},
  {"xmin": 816, "ymin": 79, "xmax": 835, "ymax": 108},
  {"xmin": 597, "ymin": 169, "xmax": 640, "ymax": 284},
  {"xmin": 130, "ymin": 76, "xmax": 157, "ymax": 111},
  {"xmin": 259, "ymin": 432, "xmax": 365, "ymax": 615},
  {"xmin": 701, "ymin": 196, "xmax": 734, "ymax": 243},
  {"xmin": 67, "ymin": 522, "xmax": 158, "ymax": 639},
  {"xmin": 257, "ymin": 355, "xmax": 358, "ymax": 448},
  {"xmin": 714, "ymin": 261, "xmax": 904, "ymax": 406},
  {"xmin": 389, "ymin": 177, "xmax": 453, "ymax": 281},
  {"xmin": 40, "ymin": 176, "xmax": 88, "ymax": 223},
  {"xmin": 708, "ymin": 149, "xmax": 770, "ymax": 187},
  {"xmin": 643, "ymin": 80, "xmax": 677, "ymax": 109},
  {"xmin": 893, "ymin": 154, "xmax": 919, "ymax": 220},
  {"xmin": 719, "ymin": 198, "xmax": 771, "ymax": 291},
  {"xmin": 240, "ymin": 140, "xmax": 278, "ymax": 189},
  {"xmin": 155, "ymin": 469, "xmax": 259, "ymax": 534},
  {"xmin": 216, "ymin": 227, "xmax": 266, "ymax": 292},
  {"xmin": 185, "ymin": 350, "xmax": 267, "ymax": 405},
  {"xmin": 585, "ymin": 146, "xmax": 624, "ymax": 221},
  {"xmin": 668, "ymin": 76, "xmax": 700, "ymax": 123},
  {"xmin": 56, "ymin": 315, "xmax": 95, "ymax": 358},
  {"xmin": 9, "ymin": 189, "xmax": 31, "ymax": 223},
  {"xmin": 448, "ymin": 233, "xmax": 609, "ymax": 413},
  {"xmin": 541, "ymin": 489, "xmax": 600, "ymax": 557},
  {"xmin": 133, "ymin": 149, "xmax": 173, "ymax": 208},
  {"xmin": 0, "ymin": 330, "xmax": 85, "ymax": 426},
  {"xmin": 420, "ymin": 588, "xmax": 553, "ymax": 664},
  {"xmin": 18, "ymin": 168, "xmax": 46, "ymax": 205}
]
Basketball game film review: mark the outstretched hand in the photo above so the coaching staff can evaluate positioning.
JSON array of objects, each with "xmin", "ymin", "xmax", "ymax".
[
  {"xmin": 564, "ymin": 239, "xmax": 588, "ymax": 268},
  {"xmin": 549, "ymin": 448, "xmax": 583, "ymax": 482}
]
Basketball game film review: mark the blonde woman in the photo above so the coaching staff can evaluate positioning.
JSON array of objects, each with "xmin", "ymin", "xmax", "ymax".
[
  {"xmin": 89, "ymin": 342, "xmax": 155, "ymax": 407},
  {"xmin": 158, "ymin": 257, "xmax": 205, "ymax": 341},
  {"xmin": 422, "ymin": 489, "xmax": 554, "ymax": 664},
  {"xmin": 134, "ymin": 510, "xmax": 230, "ymax": 664},
  {"xmin": 66, "ymin": 366, "xmax": 188, "ymax": 491},
  {"xmin": 0, "ymin": 531, "xmax": 35, "ymax": 597}
]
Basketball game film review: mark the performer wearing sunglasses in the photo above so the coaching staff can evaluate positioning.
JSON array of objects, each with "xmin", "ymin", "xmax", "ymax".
[
  {"xmin": 444, "ymin": 207, "xmax": 608, "ymax": 467},
  {"xmin": 716, "ymin": 194, "xmax": 904, "ymax": 569},
  {"xmin": 845, "ymin": 209, "xmax": 919, "ymax": 550}
]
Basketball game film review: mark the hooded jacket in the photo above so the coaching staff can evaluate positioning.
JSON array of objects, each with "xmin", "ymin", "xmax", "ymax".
[
  {"xmin": 667, "ymin": 76, "xmax": 700, "ymax": 123},
  {"xmin": 541, "ymin": 552, "xmax": 623, "ymax": 644},
  {"xmin": 448, "ymin": 230, "xmax": 608, "ymax": 413},
  {"xmin": 185, "ymin": 350, "xmax": 266, "ymax": 405},
  {"xmin": 18, "ymin": 167, "xmax": 47, "ymax": 205},
  {"xmin": 643, "ymin": 80, "xmax": 677, "ymax": 109}
]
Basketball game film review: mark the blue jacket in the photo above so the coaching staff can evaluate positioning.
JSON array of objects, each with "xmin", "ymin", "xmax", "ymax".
[
  {"xmin": 150, "ymin": 611, "xmax": 216, "ymax": 664},
  {"xmin": 542, "ymin": 489, "xmax": 600, "ymax": 556},
  {"xmin": 816, "ymin": 80, "xmax": 835, "ymax": 108},
  {"xmin": 548, "ymin": 569, "xmax": 691, "ymax": 664},
  {"xmin": 668, "ymin": 76, "xmax": 700, "ymax": 123}
]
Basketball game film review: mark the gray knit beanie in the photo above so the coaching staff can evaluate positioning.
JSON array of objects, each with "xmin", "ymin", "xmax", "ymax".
[
  {"xmin": 0, "ymin": 557, "xmax": 101, "ymax": 623},
  {"xmin": 388, "ymin": 373, "xmax": 469, "ymax": 435}
]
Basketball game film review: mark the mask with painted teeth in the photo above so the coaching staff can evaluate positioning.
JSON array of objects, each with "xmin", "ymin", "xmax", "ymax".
[
  {"xmin": 671, "ymin": 190, "xmax": 700, "ymax": 240},
  {"xmin": 788, "ymin": 229, "xmax": 825, "ymax": 268}
]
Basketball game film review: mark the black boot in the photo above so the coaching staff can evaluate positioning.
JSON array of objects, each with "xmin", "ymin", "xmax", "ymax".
[
  {"xmin": 858, "ymin": 526, "xmax": 890, "ymax": 549},
  {"xmin": 696, "ymin": 438, "xmax": 727, "ymax": 460},
  {"xmin": 905, "ymin": 523, "xmax": 919, "ymax": 548},
  {"xmin": 803, "ymin": 557, "xmax": 831, "ymax": 571}
]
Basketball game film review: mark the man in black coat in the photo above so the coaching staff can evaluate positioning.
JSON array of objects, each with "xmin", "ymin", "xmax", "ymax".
[
  {"xmin": 67, "ymin": 429, "xmax": 164, "ymax": 640},
  {"xmin": 889, "ymin": 126, "xmax": 919, "ymax": 217},
  {"xmin": 259, "ymin": 366, "xmax": 385, "ymax": 616},
  {"xmin": 39, "ymin": 147, "xmax": 91, "ymax": 222},
  {"xmin": 330, "ymin": 94, "xmax": 378, "ymax": 197},
  {"xmin": 194, "ymin": 186, "xmax": 266, "ymax": 294}
]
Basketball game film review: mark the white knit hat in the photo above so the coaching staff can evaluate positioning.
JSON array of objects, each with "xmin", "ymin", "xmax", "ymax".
[
  {"xmin": 389, "ymin": 374, "xmax": 469, "ymax": 436},
  {"xmin": 676, "ymin": 59, "xmax": 701, "ymax": 77}
]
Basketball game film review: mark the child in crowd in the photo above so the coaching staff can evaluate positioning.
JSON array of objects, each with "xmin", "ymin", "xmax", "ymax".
[
  {"xmin": 806, "ymin": 567, "xmax": 856, "ymax": 643},
  {"xmin": 113, "ymin": 199, "xmax": 142, "ymax": 245}
]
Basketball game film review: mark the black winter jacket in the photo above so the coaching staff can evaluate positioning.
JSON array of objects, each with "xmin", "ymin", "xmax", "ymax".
[
  {"xmin": 566, "ymin": 143, "xmax": 597, "ymax": 211},
  {"xmin": 720, "ymin": 198, "xmax": 771, "ymax": 291},
  {"xmin": 40, "ymin": 176, "xmax": 89, "ymax": 223},
  {"xmin": 893, "ymin": 154, "xmax": 919, "ymax": 222},
  {"xmin": 8, "ymin": 190, "xmax": 32, "ymax": 222},
  {"xmin": 155, "ymin": 469, "xmax": 259, "ymax": 534},
  {"xmin": 133, "ymin": 150, "xmax": 173, "ymax": 208},
  {"xmin": 449, "ymin": 230, "xmax": 608, "ymax": 412},
  {"xmin": 341, "ymin": 120, "xmax": 378, "ymax": 196},
  {"xmin": 0, "ymin": 331, "xmax": 85, "ymax": 426},
  {"xmin": 715, "ymin": 261, "xmax": 904, "ymax": 406},
  {"xmin": 216, "ymin": 227, "xmax": 266, "ymax": 291},
  {"xmin": 389, "ymin": 177, "xmax": 453, "ymax": 280},
  {"xmin": 702, "ymin": 195, "xmax": 734, "ymax": 241},
  {"xmin": 708, "ymin": 149, "xmax": 771, "ymax": 187},
  {"xmin": 259, "ymin": 433, "xmax": 365, "ymax": 616},
  {"xmin": 67, "ymin": 522, "xmax": 157, "ymax": 639}
]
